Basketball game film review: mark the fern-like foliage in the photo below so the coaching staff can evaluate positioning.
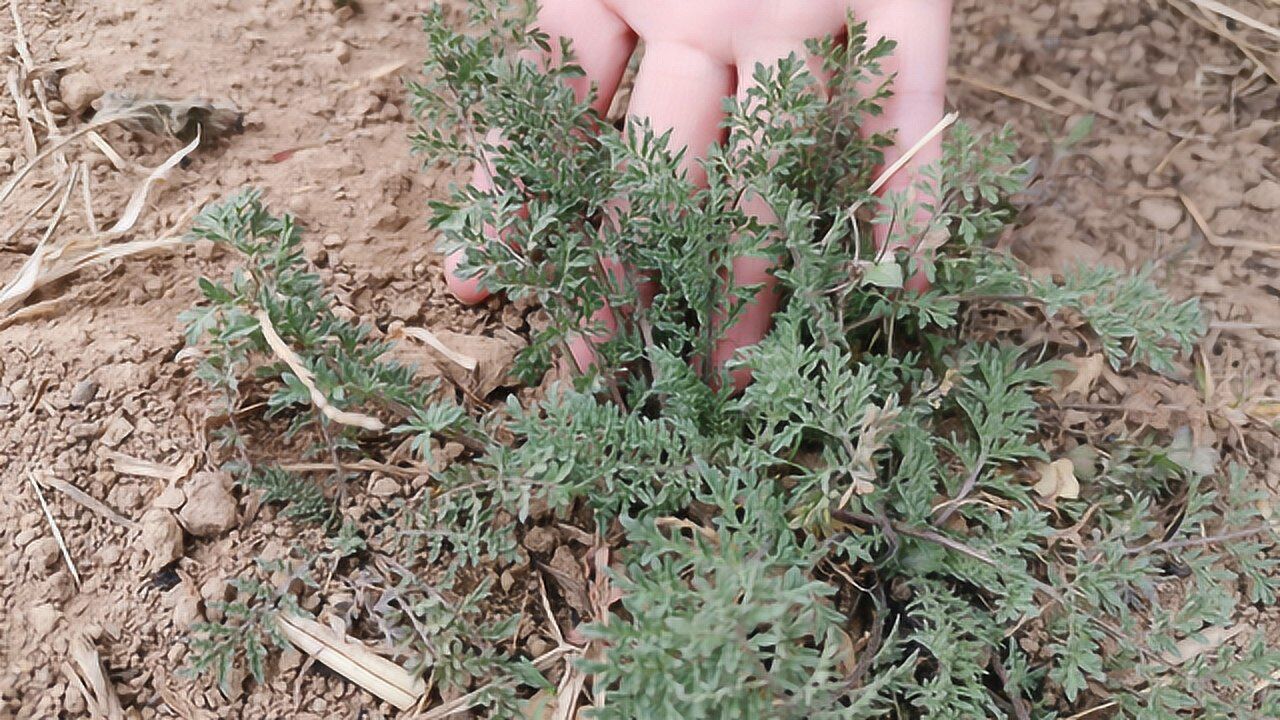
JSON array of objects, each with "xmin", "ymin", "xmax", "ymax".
[{"xmin": 178, "ymin": 1, "xmax": 1274, "ymax": 717}]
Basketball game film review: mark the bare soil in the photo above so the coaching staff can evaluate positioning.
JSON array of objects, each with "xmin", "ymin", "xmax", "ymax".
[{"xmin": 1, "ymin": 0, "xmax": 1277, "ymax": 718}]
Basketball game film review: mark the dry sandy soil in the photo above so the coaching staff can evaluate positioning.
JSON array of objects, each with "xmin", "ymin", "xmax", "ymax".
[{"xmin": 1, "ymin": 0, "xmax": 1277, "ymax": 717}]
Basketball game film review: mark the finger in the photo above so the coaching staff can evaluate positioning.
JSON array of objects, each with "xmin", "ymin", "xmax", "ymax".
[
  {"xmin": 539, "ymin": 0, "xmax": 638, "ymax": 113},
  {"xmin": 445, "ymin": 134, "xmax": 506, "ymax": 304},
  {"xmin": 710, "ymin": 43, "xmax": 829, "ymax": 391},
  {"xmin": 852, "ymin": 0, "xmax": 952, "ymax": 290},
  {"xmin": 445, "ymin": 0, "xmax": 637, "ymax": 304},
  {"xmin": 567, "ymin": 40, "xmax": 735, "ymax": 373},
  {"xmin": 627, "ymin": 41, "xmax": 735, "ymax": 184}
]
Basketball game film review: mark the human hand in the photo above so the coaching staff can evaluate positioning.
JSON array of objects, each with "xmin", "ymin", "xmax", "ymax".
[{"xmin": 444, "ymin": 0, "xmax": 953, "ymax": 390}]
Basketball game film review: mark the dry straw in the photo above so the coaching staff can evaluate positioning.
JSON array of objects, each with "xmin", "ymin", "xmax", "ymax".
[
  {"xmin": 256, "ymin": 310, "xmax": 386, "ymax": 431},
  {"xmin": 276, "ymin": 614, "xmax": 424, "ymax": 711}
]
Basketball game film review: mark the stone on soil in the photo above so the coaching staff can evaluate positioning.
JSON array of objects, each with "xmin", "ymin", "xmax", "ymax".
[
  {"xmin": 139, "ymin": 508, "xmax": 184, "ymax": 572},
  {"xmin": 1138, "ymin": 197, "xmax": 1183, "ymax": 231},
  {"xmin": 178, "ymin": 472, "xmax": 239, "ymax": 537},
  {"xmin": 58, "ymin": 72, "xmax": 103, "ymax": 115},
  {"xmin": 69, "ymin": 379, "xmax": 98, "ymax": 406},
  {"xmin": 1244, "ymin": 180, "xmax": 1280, "ymax": 211}
]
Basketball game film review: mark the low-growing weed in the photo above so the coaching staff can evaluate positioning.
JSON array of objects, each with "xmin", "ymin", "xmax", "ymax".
[{"xmin": 179, "ymin": 1, "xmax": 1279, "ymax": 717}]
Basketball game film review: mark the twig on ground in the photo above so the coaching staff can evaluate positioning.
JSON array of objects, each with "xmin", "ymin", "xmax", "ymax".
[
  {"xmin": 932, "ymin": 451, "xmax": 988, "ymax": 527},
  {"xmin": 279, "ymin": 460, "xmax": 423, "ymax": 478},
  {"xmin": 834, "ymin": 509, "xmax": 999, "ymax": 567},
  {"xmin": 1126, "ymin": 523, "xmax": 1277, "ymax": 555},
  {"xmin": 991, "ymin": 653, "xmax": 1032, "ymax": 720}
]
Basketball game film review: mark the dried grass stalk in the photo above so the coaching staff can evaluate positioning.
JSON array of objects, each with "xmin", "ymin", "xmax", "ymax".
[
  {"xmin": 27, "ymin": 471, "xmax": 81, "ymax": 587},
  {"xmin": 276, "ymin": 614, "xmax": 424, "ymax": 711},
  {"xmin": 35, "ymin": 472, "xmax": 138, "ymax": 529},
  {"xmin": 108, "ymin": 132, "xmax": 200, "ymax": 234},
  {"xmin": 866, "ymin": 112, "xmax": 959, "ymax": 195},
  {"xmin": 256, "ymin": 310, "xmax": 386, "ymax": 431},
  {"xmin": 396, "ymin": 325, "xmax": 479, "ymax": 371},
  {"xmin": 65, "ymin": 632, "xmax": 125, "ymax": 720},
  {"xmin": 1182, "ymin": 0, "xmax": 1280, "ymax": 41}
]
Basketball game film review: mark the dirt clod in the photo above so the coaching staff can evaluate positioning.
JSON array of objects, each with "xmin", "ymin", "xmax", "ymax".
[
  {"xmin": 25, "ymin": 538, "xmax": 60, "ymax": 571},
  {"xmin": 169, "ymin": 582, "xmax": 204, "ymax": 629},
  {"xmin": 99, "ymin": 415, "xmax": 134, "ymax": 447},
  {"xmin": 177, "ymin": 472, "xmax": 238, "ymax": 538},
  {"xmin": 522, "ymin": 526, "xmax": 559, "ymax": 554},
  {"xmin": 26, "ymin": 604, "xmax": 60, "ymax": 636},
  {"xmin": 1244, "ymin": 180, "xmax": 1280, "ymax": 211},
  {"xmin": 58, "ymin": 71, "xmax": 103, "ymax": 115},
  {"xmin": 139, "ymin": 508, "xmax": 185, "ymax": 573},
  {"xmin": 1137, "ymin": 197, "xmax": 1183, "ymax": 231}
]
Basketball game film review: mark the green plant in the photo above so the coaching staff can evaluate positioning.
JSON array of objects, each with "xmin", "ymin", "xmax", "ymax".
[
  {"xmin": 179, "ymin": 189, "xmax": 439, "ymax": 521},
  {"xmin": 177, "ymin": 0, "xmax": 1278, "ymax": 717}
]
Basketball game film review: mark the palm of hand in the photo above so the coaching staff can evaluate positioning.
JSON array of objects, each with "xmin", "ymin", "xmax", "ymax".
[{"xmin": 603, "ymin": 0, "xmax": 849, "ymax": 63}]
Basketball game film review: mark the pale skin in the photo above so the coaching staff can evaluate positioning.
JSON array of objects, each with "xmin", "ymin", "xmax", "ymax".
[{"xmin": 445, "ymin": 0, "xmax": 954, "ymax": 389}]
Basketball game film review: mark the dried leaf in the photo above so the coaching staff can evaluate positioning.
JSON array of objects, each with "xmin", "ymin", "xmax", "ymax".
[
  {"xmin": 96, "ymin": 93, "xmax": 243, "ymax": 142},
  {"xmin": 66, "ymin": 632, "xmax": 124, "ymax": 719},
  {"xmin": 1063, "ymin": 354, "xmax": 1105, "ymax": 396},
  {"xmin": 1032, "ymin": 458, "xmax": 1080, "ymax": 501}
]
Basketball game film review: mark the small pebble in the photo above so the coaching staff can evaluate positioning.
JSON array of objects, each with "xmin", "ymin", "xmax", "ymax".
[
  {"xmin": 69, "ymin": 379, "xmax": 98, "ymax": 406},
  {"xmin": 332, "ymin": 41, "xmax": 351, "ymax": 63},
  {"xmin": 1137, "ymin": 197, "xmax": 1183, "ymax": 231},
  {"xmin": 69, "ymin": 421, "xmax": 100, "ymax": 439},
  {"xmin": 369, "ymin": 475, "xmax": 400, "ymax": 497},
  {"xmin": 1244, "ymin": 180, "xmax": 1280, "ymax": 211},
  {"xmin": 58, "ymin": 71, "xmax": 103, "ymax": 115}
]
